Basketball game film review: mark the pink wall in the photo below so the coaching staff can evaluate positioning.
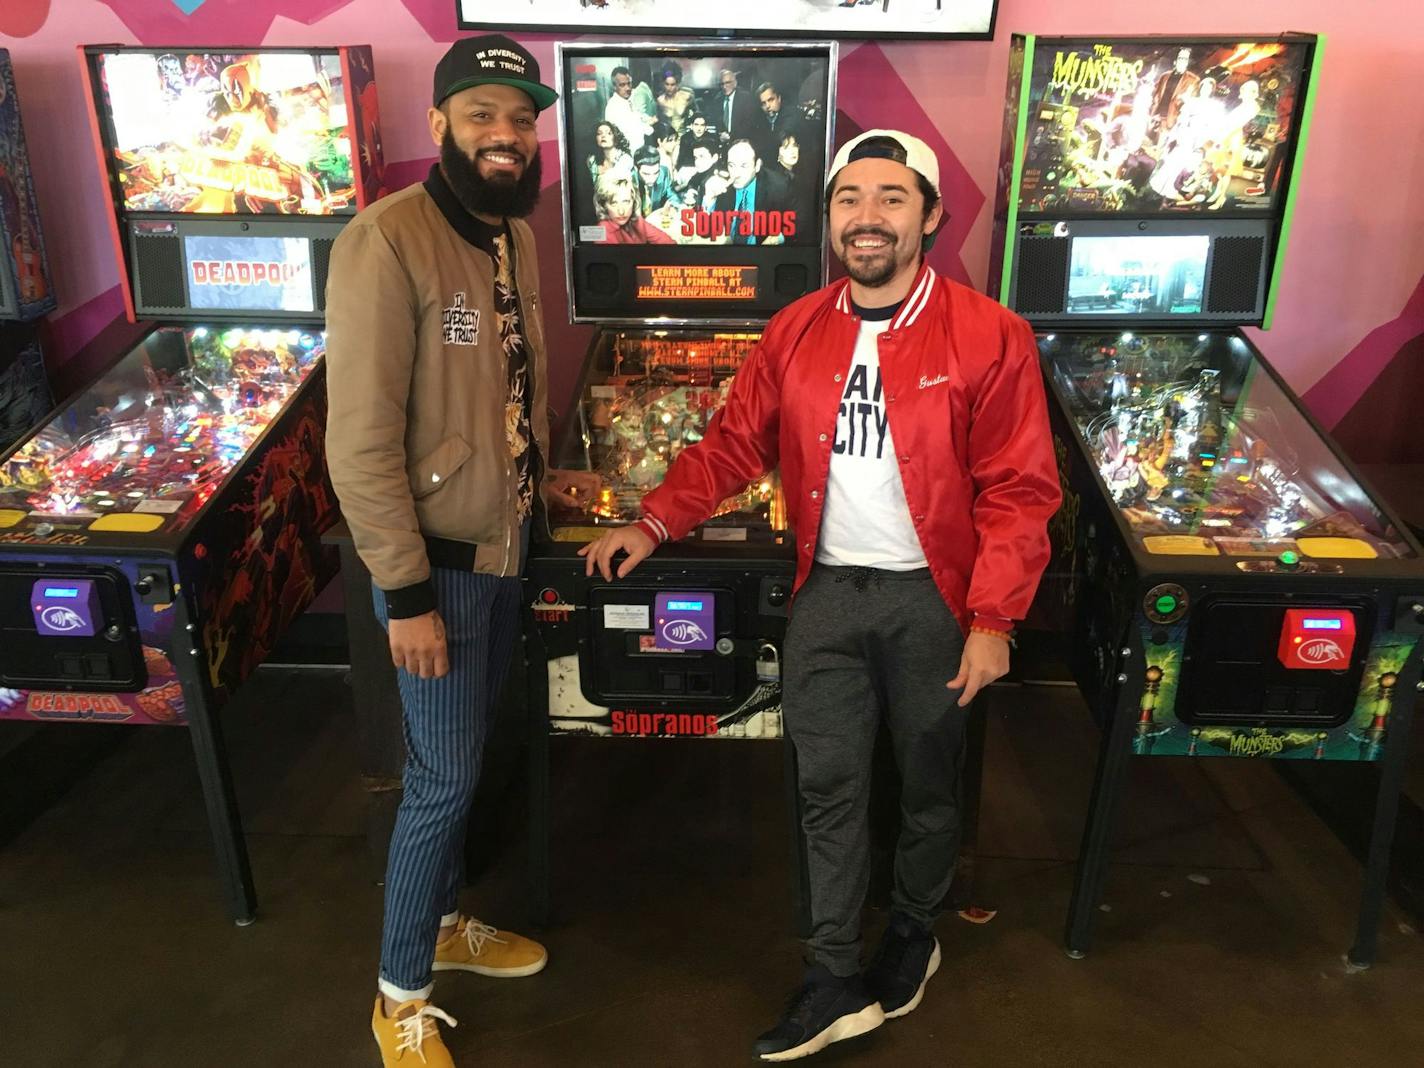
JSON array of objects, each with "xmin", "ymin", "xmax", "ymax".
[{"xmin": 3, "ymin": 0, "xmax": 1420, "ymax": 457}]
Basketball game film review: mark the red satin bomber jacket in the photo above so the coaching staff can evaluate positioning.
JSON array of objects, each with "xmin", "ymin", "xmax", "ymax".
[{"xmin": 635, "ymin": 263, "xmax": 1062, "ymax": 634}]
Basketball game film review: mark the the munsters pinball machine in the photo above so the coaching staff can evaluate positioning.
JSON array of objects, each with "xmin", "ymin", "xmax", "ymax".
[{"xmin": 995, "ymin": 33, "xmax": 1424, "ymax": 965}]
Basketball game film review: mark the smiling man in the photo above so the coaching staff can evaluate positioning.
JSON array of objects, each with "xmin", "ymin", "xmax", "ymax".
[
  {"xmin": 325, "ymin": 34, "xmax": 596, "ymax": 1068},
  {"xmin": 580, "ymin": 130, "xmax": 1060, "ymax": 1060}
]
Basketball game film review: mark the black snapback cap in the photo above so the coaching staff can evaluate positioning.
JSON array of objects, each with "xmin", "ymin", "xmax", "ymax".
[{"xmin": 433, "ymin": 34, "xmax": 558, "ymax": 112}]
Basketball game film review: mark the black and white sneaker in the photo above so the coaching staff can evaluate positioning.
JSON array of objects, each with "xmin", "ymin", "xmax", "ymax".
[
  {"xmin": 864, "ymin": 916, "xmax": 941, "ymax": 1020},
  {"xmin": 752, "ymin": 965, "xmax": 885, "ymax": 1062}
]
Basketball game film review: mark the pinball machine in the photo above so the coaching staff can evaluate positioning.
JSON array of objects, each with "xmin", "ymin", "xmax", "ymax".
[
  {"xmin": 994, "ymin": 32, "xmax": 1424, "ymax": 965},
  {"xmin": 0, "ymin": 44, "xmax": 385, "ymax": 923},
  {"xmin": 521, "ymin": 40, "xmax": 836, "ymax": 920},
  {"xmin": 528, "ymin": 39, "xmax": 837, "ymax": 742}
]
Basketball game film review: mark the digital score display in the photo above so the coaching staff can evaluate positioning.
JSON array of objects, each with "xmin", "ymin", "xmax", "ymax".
[{"xmin": 636, "ymin": 265, "xmax": 757, "ymax": 302}]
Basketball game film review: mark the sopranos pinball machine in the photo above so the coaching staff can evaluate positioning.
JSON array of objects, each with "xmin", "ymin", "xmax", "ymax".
[{"xmin": 526, "ymin": 40, "xmax": 836, "ymax": 742}]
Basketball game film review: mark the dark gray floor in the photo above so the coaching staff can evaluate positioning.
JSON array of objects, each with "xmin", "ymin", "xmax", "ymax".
[{"xmin": 2, "ymin": 671, "xmax": 1422, "ymax": 1066}]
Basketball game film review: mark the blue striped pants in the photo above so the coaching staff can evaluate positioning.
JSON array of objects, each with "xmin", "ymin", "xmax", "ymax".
[{"xmin": 372, "ymin": 566, "xmax": 522, "ymax": 999}]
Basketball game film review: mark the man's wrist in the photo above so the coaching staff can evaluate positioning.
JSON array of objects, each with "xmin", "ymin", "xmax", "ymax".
[
  {"xmin": 970, "ymin": 625, "xmax": 1013, "ymax": 642},
  {"xmin": 634, "ymin": 515, "xmax": 669, "ymax": 545},
  {"xmin": 383, "ymin": 578, "xmax": 437, "ymax": 619},
  {"xmin": 969, "ymin": 613, "xmax": 1015, "ymax": 640}
]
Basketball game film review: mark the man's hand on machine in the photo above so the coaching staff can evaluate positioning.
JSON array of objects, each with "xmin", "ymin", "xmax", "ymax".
[
  {"xmin": 388, "ymin": 610, "xmax": 450, "ymax": 679},
  {"xmin": 947, "ymin": 631, "xmax": 1011, "ymax": 708},
  {"xmin": 579, "ymin": 525, "xmax": 656, "ymax": 580},
  {"xmin": 544, "ymin": 468, "xmax": 602, "ymax": 509}
]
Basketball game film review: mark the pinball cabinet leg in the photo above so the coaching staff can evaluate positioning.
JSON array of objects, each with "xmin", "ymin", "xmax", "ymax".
[
  {"xmin": 523, "ymin": 606, "xmax": 552, "ymax": 928},
  {"xmin": 171, "ymin": 593, "xmax": 258, "ymax": 926},
  {"xmin": 1349, "ymin": 643, "xmax": 1424, "ymax": 968},
  {"xmin": 1065, "ymin": 642, "xmax": 1146, "ymax": 958}
]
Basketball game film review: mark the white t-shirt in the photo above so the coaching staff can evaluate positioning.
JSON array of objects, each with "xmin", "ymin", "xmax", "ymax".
[{"xmin": 816, "ymin": 318, "xmax": 928, "ymax": 570}]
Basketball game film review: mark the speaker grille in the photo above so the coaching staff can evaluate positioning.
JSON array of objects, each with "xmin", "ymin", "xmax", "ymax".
[
  {"xmin": 134, "ymin": 235, "xmax": 186, "ymax": 311},
  {"xmin": 773, "ymin": 262, "xmax": 807, "ymax": 298},
  {"xmin": 1207, "ymin": 236, "xmax": 1265, "ymax": 314},
  {"xmin": 311, "ymin": 238, "xmax": 334, "ymax": 312},
  {"xmin": 774, "ymin": 264, "xmax": 808, "ymax": 299},
  {"xmin": 586, "ymin": 262, "xmax": 619, "ymax": 297},
  {"xmin": 1015, "ymin": 236, "xmax": 1070, "ymax": 314}
]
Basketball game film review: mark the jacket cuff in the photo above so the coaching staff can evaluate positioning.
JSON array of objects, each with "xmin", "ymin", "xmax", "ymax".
[
  {"xmin": 636, "ymin": 514, "xmax": 670, "ymax": 545},
  {"xmin": 382, "ymin": 578, "xmax": 437, "ymax": 619},
  {"xmin": 969, "ymin": 613, "xmax": 1015, "ymax": 635}
]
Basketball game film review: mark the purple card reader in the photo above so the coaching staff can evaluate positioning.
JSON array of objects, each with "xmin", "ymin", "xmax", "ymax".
[
  {"xmin": 31, "ymin": 578, "xmax": 101, "ymax": 637},
  {"xmin": 654, "ymin": 592, "xmax": 716, "ymax": 651}
]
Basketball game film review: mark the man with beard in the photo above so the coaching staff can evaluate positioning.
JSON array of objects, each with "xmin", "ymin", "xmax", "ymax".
[
  {"xmin": 580, "ymin": 131, "xmax": 1059, "ymax": 1061},
  {"xmin": 325, "ymin": 35, "xmax": 596, "ymax": 1068}
]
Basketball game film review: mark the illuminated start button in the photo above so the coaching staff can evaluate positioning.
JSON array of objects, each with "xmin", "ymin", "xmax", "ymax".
[
  {"xmin": 1144, "ymin": 583, "xmax": 1188, "ymax": 624},
  {"xmin": 1279, "ymin": 550, "xmax": 1300, "ymax": 569}
]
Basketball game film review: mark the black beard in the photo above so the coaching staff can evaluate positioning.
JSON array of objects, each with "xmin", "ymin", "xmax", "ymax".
[
  {"xmin": 839, "ymin": 228, "xmax": 901, "ymax": 287},
  {"xmin": 440, "ymin": 129, "xmax": 542, "ymax": 219}
]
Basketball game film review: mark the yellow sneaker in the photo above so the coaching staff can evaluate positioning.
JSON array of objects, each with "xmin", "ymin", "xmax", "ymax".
[
  {"xmin": 371, "ymin": 997, "xmax": 457, "ymax": 1066},
  {"xmin": 432, "ymin": 916, "xmax": 548, "ymax": 977}
]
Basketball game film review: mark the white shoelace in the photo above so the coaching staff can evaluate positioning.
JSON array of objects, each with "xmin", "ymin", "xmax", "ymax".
[
  {"xmin": 463, "ymin": 919, "xmax": 508, "ymax": 957},
  {"xmin": 395, "ymin": 1004, "xmax": 457, "ymax": 1062}
]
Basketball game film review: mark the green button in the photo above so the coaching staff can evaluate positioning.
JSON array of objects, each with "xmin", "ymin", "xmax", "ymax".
[
  {"xmin": 1279, "ymin": 550, "xmax": 1300, "ymax": 568},
  {"xmin": 1155, "ymin": 594, "xmax": 1178, "ymax": 615}
]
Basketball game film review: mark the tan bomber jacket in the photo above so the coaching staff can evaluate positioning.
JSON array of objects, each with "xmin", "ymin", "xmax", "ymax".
[{"xmin": 324, "ymin": 166, "xmax": 551, "ymax": 618}]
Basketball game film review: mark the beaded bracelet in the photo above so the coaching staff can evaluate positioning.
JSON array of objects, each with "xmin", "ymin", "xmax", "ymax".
[{"xmin": 970, "ymin": 625, "xmax": 1014, "ymax": 642}]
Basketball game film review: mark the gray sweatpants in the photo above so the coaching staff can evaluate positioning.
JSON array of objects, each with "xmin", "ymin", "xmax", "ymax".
[{"xmin": 784, "ymin": 563, "xmax": 968, "ymax": 975}]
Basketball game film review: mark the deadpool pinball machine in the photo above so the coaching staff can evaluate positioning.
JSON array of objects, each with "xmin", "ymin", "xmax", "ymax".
[
  {"xmin": 996, "ymin": 32, "xmax": 1424, "ymax": 965},
  {"xmin": 520, "ymin": 41, "xmax": 836, "ymax": 922},
  {"xmin": 0, "ymin": 44, "xmax": 385, "ymax": 924}
]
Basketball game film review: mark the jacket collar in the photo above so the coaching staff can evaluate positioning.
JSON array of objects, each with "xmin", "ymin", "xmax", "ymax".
[
  {"xmin": 423, "ymin": 162, "xmax": 506, "ymax": 250},
  {"xmin": 832, "ymin": 260, "xmax": 937, "ymax": 331}
]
